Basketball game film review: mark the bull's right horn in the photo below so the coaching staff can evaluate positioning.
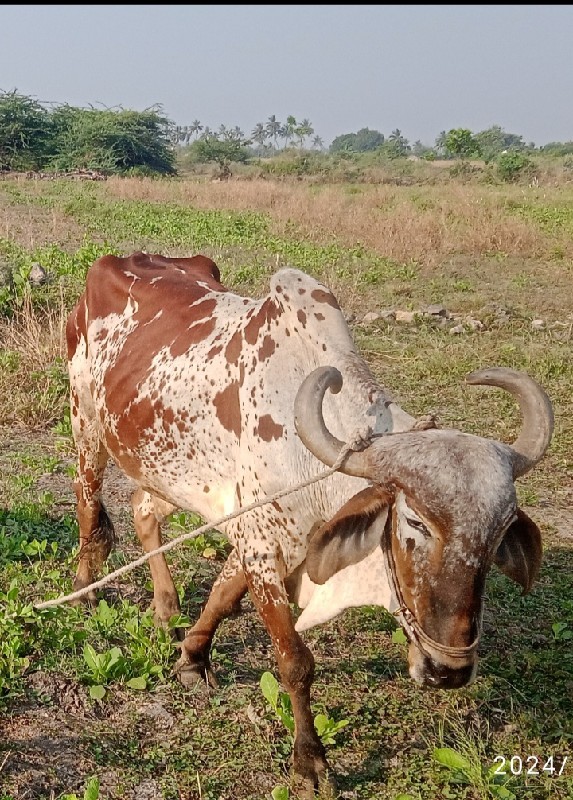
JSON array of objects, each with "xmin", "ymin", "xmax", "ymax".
[{"xmin": 465, "ymin": 367, "xmax": 554, "ymax": 479}]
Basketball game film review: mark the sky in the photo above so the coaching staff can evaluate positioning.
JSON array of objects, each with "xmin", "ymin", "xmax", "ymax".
[{"xmin": 1, "ymin": 4, "xmax": 572, "ymax": 148}]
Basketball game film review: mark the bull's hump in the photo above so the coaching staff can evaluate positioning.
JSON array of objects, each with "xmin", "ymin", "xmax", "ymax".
[
  {"xmin": 91, "ymin": 252, "xmax": 224, "ymax": 289},
  {"xmin": 86, "ymin": 252, "xmax": 227, "ymax": 321},
  {"xmin": 271, "ymin": 268, "xmax": 341, "ymax": 311},
  {"xmin": 269, "ymin": 268, "xmax": 349, "ymax": 351}
]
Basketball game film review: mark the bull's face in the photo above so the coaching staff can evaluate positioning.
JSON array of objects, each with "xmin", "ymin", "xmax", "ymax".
[
  {"xmin": 392, "ymin": 490, "xmax": 484, "ymax": 688},
  {"xmin": 305, "ymin": 479, "xmax": 542, "ymax": 690},
  {"xmin": 390, "ymin": 490, "xmax": 541, "ymax": 689},
  {"xmin": 295, "ymin": 365, "xmax": 552, "ymax": 690}
]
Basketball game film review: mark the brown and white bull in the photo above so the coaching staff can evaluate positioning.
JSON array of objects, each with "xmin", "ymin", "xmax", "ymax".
[{"xmin": 66, "ymin": 252, "xmax": 553, "ymax": 792}]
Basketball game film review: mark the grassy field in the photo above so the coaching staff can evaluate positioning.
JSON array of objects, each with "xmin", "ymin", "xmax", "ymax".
[{"xmin": 0, "ymin": 173, "xmax": 571, "ymax": 800}]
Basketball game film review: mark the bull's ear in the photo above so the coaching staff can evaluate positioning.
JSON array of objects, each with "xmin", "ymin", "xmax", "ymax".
[
  {"xmin": 306, "ymin": 485, "xmax": 392, "ymax": 585},
  {"xmin": 494, "ymin": 508, "xmax": 542, "ymax": 594}
]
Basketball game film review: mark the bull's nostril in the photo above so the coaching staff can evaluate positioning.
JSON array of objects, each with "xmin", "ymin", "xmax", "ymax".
[
  {"xmin": 424, "ymin": 671, "xmax": 443, "ymax": 688},
  {"xmin": 421, "ymin": 658, "xmax": 475, "ymax": 689}
]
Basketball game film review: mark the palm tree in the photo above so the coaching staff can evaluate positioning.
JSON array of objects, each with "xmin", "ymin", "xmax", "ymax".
[
  {"xmin": 190, "ymin": 119, "xmax": 203, "ymax": 139},
  {"xmin": 389, "ymin": 129, "xmax": 410, "ymax": 155},
  {"xmin": 295, "ymin": 118, "xmax": 314, "ymax": 148},
  {"xmin": 251, "ymin": 122, "xmax": 267, "ymax": 149},
  {"xmin": 284, "ymin": 115, "xmax": 297, "ymax": 149},
  {"xmin": 312, "ymin": 135, "xmax": 324, "ymax": 151},
  {"xmin": 266, "ymin": 115, "xmax": 281, "ymax": 150},
  {"xmin": 435, "ymin": 130, "xmax": 448, "ymax": 157},
  {"xmin": 230, "ymin": 126, "xmax": 244, "ymax": 142}
]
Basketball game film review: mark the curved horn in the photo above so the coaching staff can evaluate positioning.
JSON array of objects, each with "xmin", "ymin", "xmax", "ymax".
[
  {"xmin": 466, "ymin": 367, "xmax": 554, "ymax": 478},
  {"xmin": 294, "ymin": 366, "xmax": 371, "ymax": 478}
]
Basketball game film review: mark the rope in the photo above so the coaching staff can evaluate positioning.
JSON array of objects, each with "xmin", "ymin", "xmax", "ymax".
[{"xmin": 34, "ymin": 428, "xmax": 373, "ymax": 611}]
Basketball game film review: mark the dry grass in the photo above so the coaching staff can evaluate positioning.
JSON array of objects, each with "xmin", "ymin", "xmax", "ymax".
[
  {"xmin": 0, "ymin": 291, "xmax": 68, "ymax": 426},
  {"xmin": 104, "ymin": 176, "xmax": 568, "ymax": 267},
  {"xmin": 0, "ymin": 180, "xmax": 86, "ymax": 251}
]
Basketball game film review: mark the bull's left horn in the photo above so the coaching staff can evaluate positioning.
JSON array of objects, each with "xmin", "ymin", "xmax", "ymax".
[
  {"xmin": 466, "ymin": 367, "xmax": 554, "ymax": 479},
  {"xmin": 294, "ymin": 366, "xmax": 372, "ymax": 478}
]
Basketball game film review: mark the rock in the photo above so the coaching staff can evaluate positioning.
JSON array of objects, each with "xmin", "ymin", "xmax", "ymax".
[
  {"xmin": 422, "ymin": 303, "xmax": 448, "ymax": 318},
  {"xmin": 531, "ymin": 318, "xmax": 546, "ymax": 331},
  {"xmin": 138, "ymin": 701, "xmax": 175, "ymax": 729},
  {"xmin": 395, "ymin": 310, "xmax": 416, "ymax": 324},
  {"xmin": 449, "ymin": 324, "xmax": 465, "ymax": 335},
  {"xmin": 466, "ymin": 317, "xmax": 485, "ymax": 331},
  {"xmin": 29, "ymin": 262, "xmax": 48, "ymax": 286},
  {"xmin": 131, "ymin": 779, "xmax": 162, "ymax": 800},
  {"xmin": 362, "ymin": 311, "xmax": 382, "ymax": 323},
  {"xmin": 380, "ymin": 309, "xmax": 397, "ymax": 320}
]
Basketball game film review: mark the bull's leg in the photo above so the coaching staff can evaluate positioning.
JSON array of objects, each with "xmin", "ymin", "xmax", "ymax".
[
  {"xmin": 72, "ymin": 434, "xmax": 114, "ymax": 605},
  {"xmin": 244, "ymin": 564, "xmax": 332, "ymax": 795},
  {"xmin": 132, "ymin": 489, "xmax": 182, "ymax": 633},
  {"xmin": 175, "ymin": 549, "xmax": 247, "ymax": 689}
]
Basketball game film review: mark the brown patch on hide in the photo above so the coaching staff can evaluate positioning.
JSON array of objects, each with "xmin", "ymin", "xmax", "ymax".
[{"xmin": 213, "ymin": 382, "xmax": 241, "ymax": 438}]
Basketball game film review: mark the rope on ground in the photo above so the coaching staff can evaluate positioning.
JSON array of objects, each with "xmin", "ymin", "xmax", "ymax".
[{"xmin": 34, "ymin": 428, "xmax": 373, "ymax": 611}]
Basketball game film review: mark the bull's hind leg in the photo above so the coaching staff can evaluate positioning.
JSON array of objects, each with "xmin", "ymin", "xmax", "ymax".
[
  {"xmin": 72, "ymin": 430, "xmax": 114, "ymax": 606},
  {"xmin": 175, "ymin": 549, "xmax": 247, "ymax": 689},
  {"xmin": 131, "ymin": 489, "xmax": 181, "ymax": 631}
]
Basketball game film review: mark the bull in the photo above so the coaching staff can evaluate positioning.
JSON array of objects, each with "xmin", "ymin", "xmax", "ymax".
[{"xmin": 66, "ymin": 252, "xmax": 553, "ymax": 792}]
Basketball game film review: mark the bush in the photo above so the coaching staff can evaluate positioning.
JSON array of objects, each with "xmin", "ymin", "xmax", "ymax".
[
  {"xmin": 49, "ymin": 107, "xmax": 176, "ymax": 175},
  {"xmin": 0, "ymin": 91, "xmax": 52, "ymax": 171},
  {"xmin": 496, "ymin": 151, "xmax": 535, "ymax": 182},
  {"xmin": 0, "ymin": 92, "xmax": 176, "ymax": 176},
  {"xmin": 259, "ymin": 150, "xmax": 326, "ymax": 178}
]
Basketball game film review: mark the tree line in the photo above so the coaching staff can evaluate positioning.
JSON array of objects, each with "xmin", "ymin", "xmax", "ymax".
[{"xmin": 2, "ymin": 91, "xmax": 572, "ymax": 177}]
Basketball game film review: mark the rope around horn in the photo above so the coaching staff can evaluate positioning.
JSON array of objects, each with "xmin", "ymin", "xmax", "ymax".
[{"xmin": 34, "ymin": 425, "xmax": 375, "ymax": 611}]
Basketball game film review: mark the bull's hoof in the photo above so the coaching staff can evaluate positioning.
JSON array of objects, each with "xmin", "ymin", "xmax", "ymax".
[
  {"xmin": 293, "ymin": 771, "xmax": 337, "ymax": 799},
  {"xmin": 292, "ymin": 750, "xmax": 336, "ymax": 799},
  {"xmin": 70, "ymin": 580, "xmax": 98, "ymax": 607},
  {"xmin": 173, "ymin": 656, "xmax": 218, "ymax": 691}
]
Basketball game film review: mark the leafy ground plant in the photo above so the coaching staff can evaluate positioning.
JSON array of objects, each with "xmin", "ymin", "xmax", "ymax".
[
  {"xmin": 260, "ymin": 670, "xmax": 350, "ymax": 746},
  {"xmin": 59, "ymin": 776, "xmax": 100, "ymax": 800},
  {"xmin": 433, "ymin": 746, "xmax": 516, "ymax": 799}
]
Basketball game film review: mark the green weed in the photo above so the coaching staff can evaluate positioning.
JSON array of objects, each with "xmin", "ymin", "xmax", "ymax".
[
  {"xmin": 59, "ymin": 776, "xmax": 100, "ymax": 800},
  {"xmin": 260, "ymin": 671, "xmax": 350, "ymax": 747}
]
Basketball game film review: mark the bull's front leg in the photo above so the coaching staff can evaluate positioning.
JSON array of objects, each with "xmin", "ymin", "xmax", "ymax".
[
  {"xmin": 243, "ymin": 555, "xmax": 333, "ymax": 796},
  {"xmin": 175, "ymin": 549, "xmax": 247, "ymax": 689}
]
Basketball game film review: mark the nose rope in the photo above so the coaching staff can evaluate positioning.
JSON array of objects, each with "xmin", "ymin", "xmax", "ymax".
[{"xmin": 382, "ymin": 512, "xmax": 481, "ymax": 664}]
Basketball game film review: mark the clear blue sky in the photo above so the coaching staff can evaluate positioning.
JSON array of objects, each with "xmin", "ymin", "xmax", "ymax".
[{"xmin": 1, "ymin": 5, "xmax": 572, "ymax": 147}]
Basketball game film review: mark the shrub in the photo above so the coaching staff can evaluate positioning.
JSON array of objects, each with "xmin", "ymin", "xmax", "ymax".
[{"xmin": 496, "ymin": 151, "xmax": 535, "ymax": 182}]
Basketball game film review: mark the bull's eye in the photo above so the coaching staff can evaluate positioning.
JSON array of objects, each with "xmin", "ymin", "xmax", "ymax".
[{"xmin": 406, "ymin": 517, "xmax": 430, "ymax": 537}]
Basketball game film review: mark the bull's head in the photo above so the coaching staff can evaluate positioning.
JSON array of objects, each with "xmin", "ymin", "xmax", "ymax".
[{"xmin": 294, "ymin": 366, "xmax": 553, "ymax": 689}]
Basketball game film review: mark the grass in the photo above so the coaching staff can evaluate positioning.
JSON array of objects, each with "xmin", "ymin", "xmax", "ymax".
[{"xmin": 0, "ymin": 173, "xmax": 571, "ymax": 799}]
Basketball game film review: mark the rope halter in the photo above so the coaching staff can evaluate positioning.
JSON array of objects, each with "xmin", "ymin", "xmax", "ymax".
[{"xmin": 382, "ymin": 510, "xmax": 481, "ymax": 668}]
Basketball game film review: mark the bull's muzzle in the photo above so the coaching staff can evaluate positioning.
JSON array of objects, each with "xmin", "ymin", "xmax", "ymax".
[{"xmin": 409, "ymin": 644, "xmax": 477, "ymax": 689}]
